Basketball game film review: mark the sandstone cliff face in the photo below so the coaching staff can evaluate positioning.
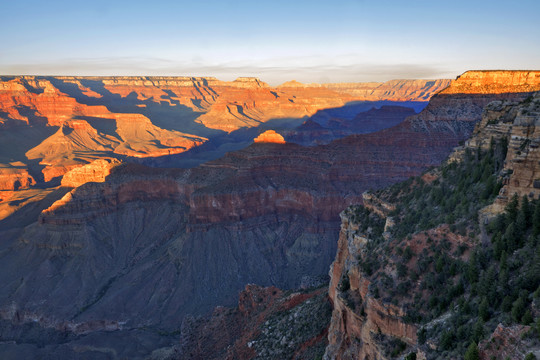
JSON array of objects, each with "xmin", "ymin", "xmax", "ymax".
[
  {"xmin": 0, "ymin": 164, "xmax": 35, "ymax": 190},
  {"xmin": 60, "ymin": 158, "xmax": 120, "ymax": 187},
  {"xmin": 443, "ymin": 70, "xmax": 540, "ymax": 95},
  {"xmin": 194, "ymin": 78, "xmax": 352, "ymax": 132},
  {"xmin": 324, "ymin": 205, "xmax": 418, "ymax": 360},
  {"xmin": 454, "ymin": 91, "xmax": 540, "ymax": 206},
  {"xmin": 408, "ymin": 71, "xmax": 540, "ymax": 131}
]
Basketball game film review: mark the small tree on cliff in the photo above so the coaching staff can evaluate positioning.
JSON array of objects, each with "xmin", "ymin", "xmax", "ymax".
[{"xmin": 464, "ymin": 342, "xmax": 480, "ymax": 360}]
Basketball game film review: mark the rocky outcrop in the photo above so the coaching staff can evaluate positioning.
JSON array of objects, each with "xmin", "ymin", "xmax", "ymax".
[
  {"xmin": 253, "ymin": 130, "xmax": 286, "ymax": 144},
  {"xmin": 409, "ymin": 71, "xmax": 540, "ymax": 127},
  {"xmin": 0, "ymin": 163, "xmax": 35, "ymax": 190},
  {"xmin": 178, "ymin": 284, "xmax": 331, "ymax": 360},
  {"xmin": 479, "ymin": 324, "xmax": 537, "ymax": 360},
  {"xmin": 60, "ymin": 158, "xmax": 121, "ymax": 187},
  {"xmin": 495, "ymin": 93, "xmax": 540, "ymax": 203},
  {"xmin": 452, "ymin": 90, "xmax": 540, "ymax": 205},
  {"xmin": 442, "ymin": 70, "xmax": 540, "ymax": 95}
]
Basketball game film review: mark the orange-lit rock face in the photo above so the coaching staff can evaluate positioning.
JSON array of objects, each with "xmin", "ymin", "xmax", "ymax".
[
  {"xmin": 0, "ymin": 166, "xmax": 35, "ymax": 191},
  {"xmin": 253, "ymin": 130, "xmax": 286, "ymax": 144},
  {"xmin": 61, "ymin": 159, "xmax": 120, "ymax": 188},
  {"xmin": 0, "ymin": 77, "xmax": 112, "ymax": 127},
  {"xmin": 0, "ymin": 76, "xmax": 210, "ymax": 183},
  {"xmin": 442, "ymin": 70, "xmax": 540, "ymax": 94}
]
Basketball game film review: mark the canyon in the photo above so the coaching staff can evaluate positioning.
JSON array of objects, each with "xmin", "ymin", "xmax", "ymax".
[
  {"xmin": 0, "ymin": 76, "xmax": 449, "ymax": 190},
  {"xmin": 0, "ymin": 71, "xmax": 539, "ymax": 359}
]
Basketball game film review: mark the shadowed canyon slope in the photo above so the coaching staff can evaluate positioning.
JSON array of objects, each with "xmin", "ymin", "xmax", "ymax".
[
  {"xmin": 324, "ymin": 87, "xmax": 540, "ymax": 360},
  {"xmin": 0, "ymin": 71, "xmax": 539, "ymax": 358},
  {"xmin": 0, "ymin": 76, "xmax": 449, "ymax": 189}
]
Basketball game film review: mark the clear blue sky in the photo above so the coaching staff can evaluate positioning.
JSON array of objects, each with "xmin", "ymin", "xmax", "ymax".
[{"xmin": 1, "ymin": 0, "xmax": 539, "ymax": 84}]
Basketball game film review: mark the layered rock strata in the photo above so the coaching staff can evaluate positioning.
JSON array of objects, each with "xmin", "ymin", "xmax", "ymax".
[
  {"xmin": 324, "ymin": 79, "xmax": 452, "ymax": 101},
  {"xmin": 325, "ymin": 207, "xmax": 418, "ymax": 360},
  {"xmin": 0, "ymin": 75, "xmax": 450, "ymax": 189}
]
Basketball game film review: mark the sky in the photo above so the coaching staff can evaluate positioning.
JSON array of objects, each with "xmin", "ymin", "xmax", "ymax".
[{"xmin": 1, "ymin": 0, "xmax": 539, "ymax": 85}]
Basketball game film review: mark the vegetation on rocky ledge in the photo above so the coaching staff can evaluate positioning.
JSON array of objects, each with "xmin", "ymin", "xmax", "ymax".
[{"xmin": 348, "ymin": 136, "xmax": 540, "ymax": 358}]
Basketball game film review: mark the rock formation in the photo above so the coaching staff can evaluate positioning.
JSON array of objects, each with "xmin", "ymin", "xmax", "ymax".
[
  {"xmin": 177, "ymin": 284, "xmax": 330, "ymax": 359},
  {"xmin": 0, "ymin": 163, "xmax": 35, "ymax": 190},
  {"xmin": 253, "ymin": 130, "xmax": 286, "ymax": 144},
  {"xmin": 60, "ymin": 158, "xmax": 120, "ymax": 188},
  {"xmin": 479, "ymin": 324, "xmax": 534, "ymax": 360}
]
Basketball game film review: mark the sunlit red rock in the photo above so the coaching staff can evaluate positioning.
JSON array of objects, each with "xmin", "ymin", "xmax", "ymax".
[
  {"xmin": 253, "ymin": 130, "xmax": 286, "ymax": 144},
  {"xmin": 441, "ymin": 70, "xmax": 540, "ymax": 94},
  {"xmin": 0, "ymin": 164, "xmax": 35, "ymax": 190},
  {"xmin": 61, "ymin": 159, "xmax": 120, "ymax": 188}
]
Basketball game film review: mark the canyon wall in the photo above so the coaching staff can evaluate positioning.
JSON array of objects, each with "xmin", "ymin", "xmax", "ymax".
[
  {"xmin": 323, "ymin": 72, "xmax": 540, "ymax": 359},
  {"xmin": 325, "ymin": 208, "xmax": 418, "ymax": 360},
  {"xmin": 324, "ymin": 79, "xmax": 452, "ymax": 101}
]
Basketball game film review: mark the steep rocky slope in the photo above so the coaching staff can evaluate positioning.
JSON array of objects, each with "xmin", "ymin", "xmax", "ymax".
[
  {"xmin": 176, "ymin": 284, "xmax": 331, "ymax": 360},
  {"xmin": 324, "ymin": 90, "xmax": 540, "ymax": 359}
]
